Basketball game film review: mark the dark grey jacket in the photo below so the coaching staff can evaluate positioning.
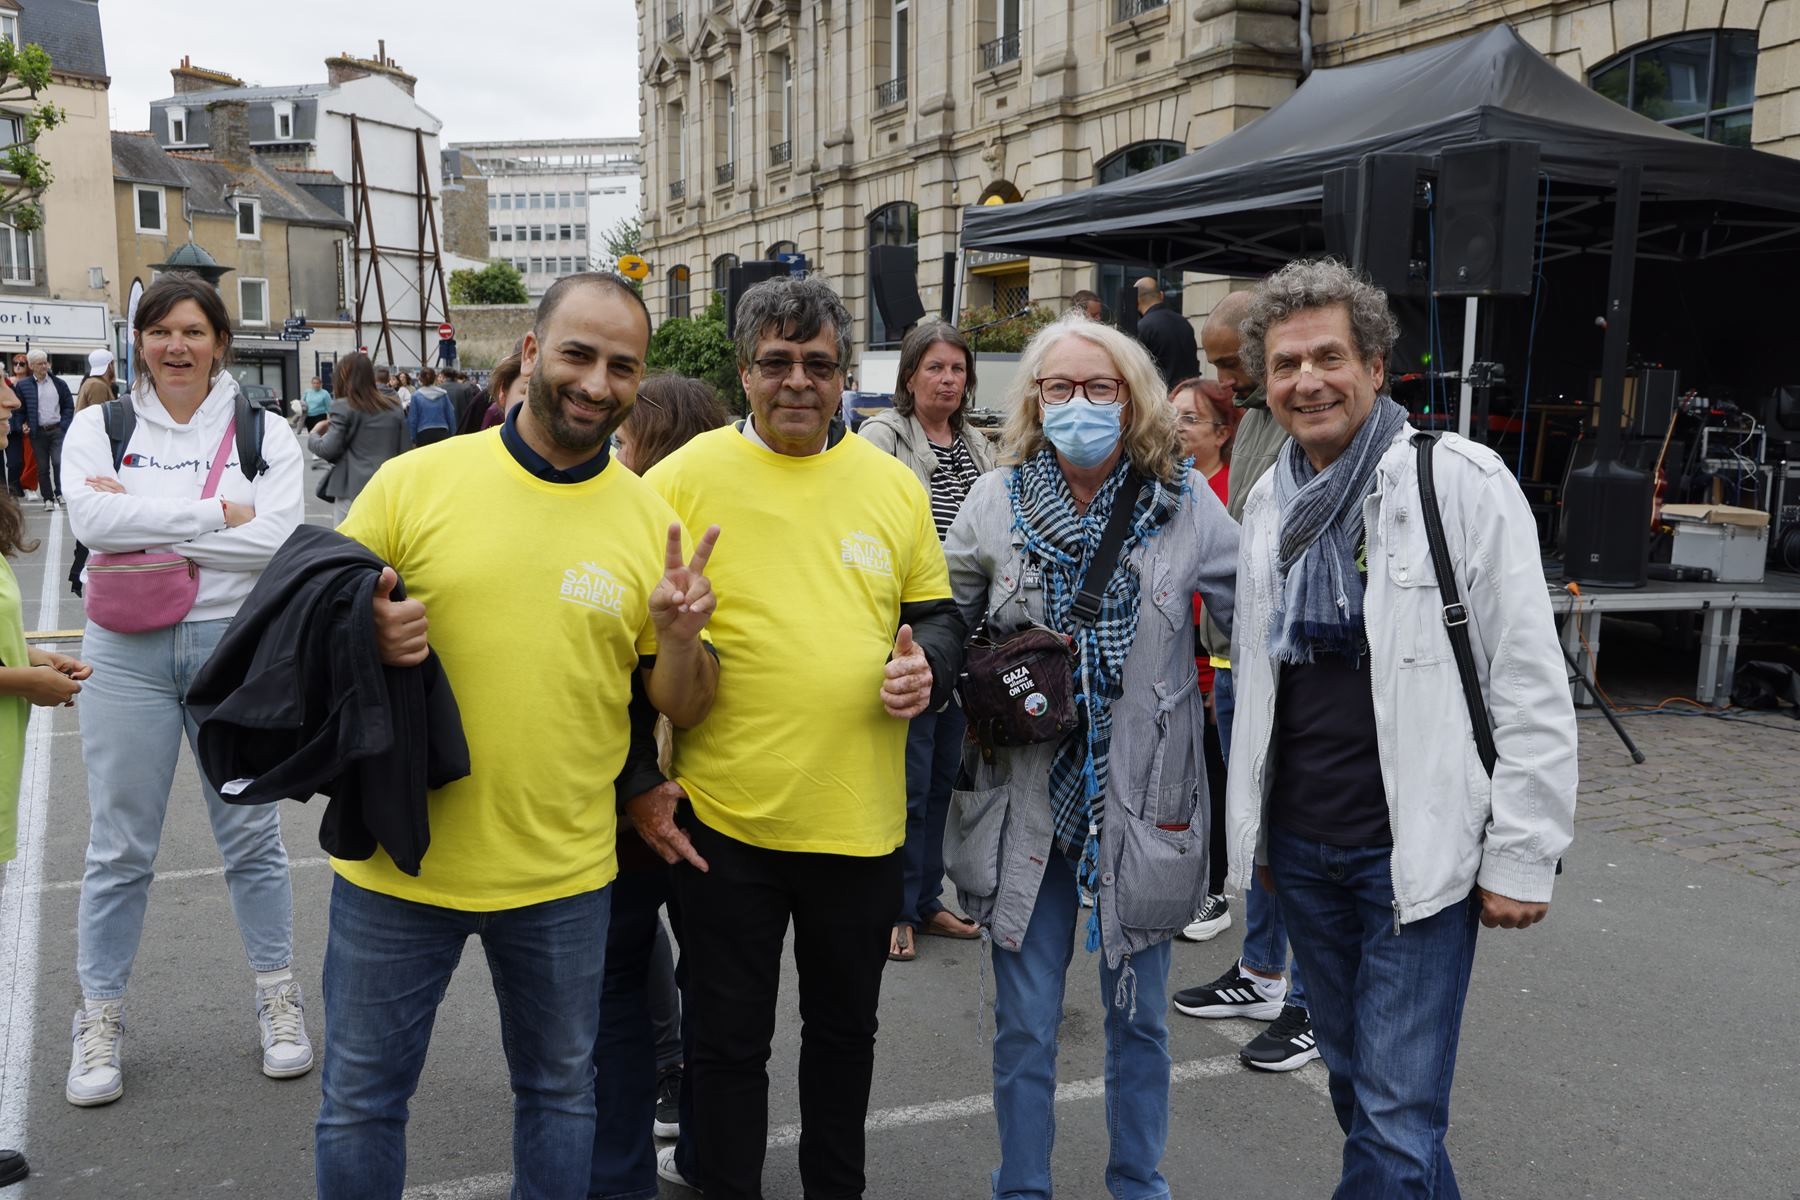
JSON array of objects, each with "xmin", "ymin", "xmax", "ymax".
[
  {"xmin": 308, "ymin": 400, "xmax": 411, "ymax": 504},
  {"xmin": 941, "ymin": 466, "xmax": 1239, "ymax": 966}
]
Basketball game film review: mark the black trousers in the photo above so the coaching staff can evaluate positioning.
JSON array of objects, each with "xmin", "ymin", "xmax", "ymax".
[{"xmin": 673, "ymin": 808, "xmax": 900, "ymax": 1200}]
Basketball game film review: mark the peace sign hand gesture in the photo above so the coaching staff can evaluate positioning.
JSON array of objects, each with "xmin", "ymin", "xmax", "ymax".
[{"xmin": 648, "ymin": 522, "xmax": 721, "ymax": 644}]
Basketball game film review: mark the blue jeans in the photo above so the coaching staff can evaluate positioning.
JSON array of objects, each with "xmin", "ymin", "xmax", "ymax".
[
  {"xmin": 315, "ymin": 875, "xmax": 611, "ymax": 1200},
  {"xmin": 1215, "ymin": 666, "xmax": 1305, "ymax": 1009},
  {"xmin": 899, "ymin": 699, "xmax": 966, "ymax": 926},
  {"xmin": 76, "ymin": 619, "xmax": 293, "ymax": 998},
  {"xmin": 991, "ymin": 851, "xmax": 1174, "ymax": 1200},
  {"xmin": 589, "ymin": 868, "xmax": 670, "ymax": 1200},
  {"xmin": 1266, "ymin": 826, "xmax": 1480, "ymax": 1200}
]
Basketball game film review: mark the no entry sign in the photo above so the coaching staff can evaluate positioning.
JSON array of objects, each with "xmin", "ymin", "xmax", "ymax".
[{"xmin": 438, "ymin": 323, "xmax": 454, "ymax": 340}]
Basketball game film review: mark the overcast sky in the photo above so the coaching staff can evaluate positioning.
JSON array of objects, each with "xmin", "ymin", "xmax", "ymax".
[{"xmin": 100, "ymin": 0, "xmax": 643, "ymax": 144}]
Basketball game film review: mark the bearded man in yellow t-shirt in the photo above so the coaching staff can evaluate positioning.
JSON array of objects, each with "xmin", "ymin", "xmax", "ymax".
[{"xmin": 637, "ymin": 276, "xmax": 964, "ymax": 1199}]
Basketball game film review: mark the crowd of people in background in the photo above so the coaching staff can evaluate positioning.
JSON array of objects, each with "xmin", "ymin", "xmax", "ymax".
[{"xmin": 0, "ymin": 255, "xmax": 1577, "ymax": 1199}]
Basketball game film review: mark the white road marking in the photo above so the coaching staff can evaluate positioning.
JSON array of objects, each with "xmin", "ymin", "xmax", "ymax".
[
  {"xmin": 398, "ymin": 1051, "xmax": 1318, "ymax": 1199},
  {"xmin": 0, "ymin": 509, "xmax": 63, "ymax": 1149},
  {"xmin": 27, "ymin": 856, "xmax": 332, "ymax": 894}
]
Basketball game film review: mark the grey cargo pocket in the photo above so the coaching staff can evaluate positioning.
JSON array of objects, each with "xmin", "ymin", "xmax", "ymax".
[
  {"xmin": 944, "ymin": 782, "xmax": 1010, "ymax": 900},
  {"xmin": 1111, "ymin": 783, "xmax": 1206, "ymax": 932}
]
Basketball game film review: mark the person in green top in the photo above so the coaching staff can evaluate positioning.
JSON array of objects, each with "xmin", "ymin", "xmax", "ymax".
[{"xmin": 0, "ymin": 374, "xmax": 90, "ymax": 1189}]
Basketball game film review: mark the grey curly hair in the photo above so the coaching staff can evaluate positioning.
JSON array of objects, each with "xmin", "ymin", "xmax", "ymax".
[
  {"xmin": 1239, "ymin": 258, "xmax": 1399, "ymax": 388},
  {"xmin": 730, "ymin": 275, "xmax": 853, "ymax": 369}
]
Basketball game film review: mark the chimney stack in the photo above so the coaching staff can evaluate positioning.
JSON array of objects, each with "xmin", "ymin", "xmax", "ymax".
[
  {"xmin": 325, "ymin": 43, "xmax": 417, "ymax": 97},
  {"xmin": 207, "ymin": 99, "xmax": 251, "ymax": 164},
  {"xmin": 171, "ymin": 55, "xmax": 244, "ymax": 95}
]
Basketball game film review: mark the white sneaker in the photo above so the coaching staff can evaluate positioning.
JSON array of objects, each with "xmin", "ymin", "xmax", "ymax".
[
  {"xmin": 40, "ymin": 499, "xmax": 52, "ymax": 513},
  {"xmin": 66, "ymin": 1001, "xmax": 125, "ymax": 1107},
  {"xmin": 1180, "ymin": 894, "xmax": 1232, "ymax": 942},
  {"xmin": 256, "ymin": 979, "xmax": 315, "ymax": 1079},
  {"xmin": 656, "ymin": 1145, "xmax": 701, "ymax": 1192}
]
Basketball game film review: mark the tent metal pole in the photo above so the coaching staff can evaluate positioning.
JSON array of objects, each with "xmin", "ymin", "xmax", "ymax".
[
  {"xmin": 1457, "ymin": 297, "xmax": 1478, "ymax": 439},
  {"xmin": 950, "ymin": 246, "xmax": 968, "ymax": 328},
  {"xmin": 1299, "ymin": 0, "xmax": 1315, "ymax": 76}
]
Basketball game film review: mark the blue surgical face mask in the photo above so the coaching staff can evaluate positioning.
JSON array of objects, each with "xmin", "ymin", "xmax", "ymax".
[{"xmin": 1041, "ymin": 397, "xmax": 1122, "ymax": 468}]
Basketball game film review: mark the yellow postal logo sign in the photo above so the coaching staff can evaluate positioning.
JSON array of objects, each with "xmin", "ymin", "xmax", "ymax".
[{"xmin": 616, "ymin": 255, "xmax": 650, "ymax": 281}]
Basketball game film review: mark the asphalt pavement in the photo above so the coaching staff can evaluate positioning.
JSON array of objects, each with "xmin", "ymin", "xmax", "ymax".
[{"xmin": 1, "ymin": 432, "xmax": 1797, "ymax": 1198}]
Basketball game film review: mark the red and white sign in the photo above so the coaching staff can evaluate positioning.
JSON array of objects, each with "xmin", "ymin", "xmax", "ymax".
[{"xmin": 438, "ymin": 323, "xmax": 455, "ymax": 340}]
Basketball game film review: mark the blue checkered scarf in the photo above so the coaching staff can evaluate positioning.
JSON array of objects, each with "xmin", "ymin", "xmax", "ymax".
[
  {"xmin": 1009, "ymin": 449, "xmax": 1181, "ymax": 947},
  {"xmin": 1269, "ymin": 397, "xmax": 1408, "ymax": 664}
]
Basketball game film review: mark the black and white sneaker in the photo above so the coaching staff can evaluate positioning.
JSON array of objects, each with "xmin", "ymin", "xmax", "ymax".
[
  {"xmin": 1180, "ymin": 894, "xmax": 1231, "ymax": 942},
  {"xmin": 653, "ymin": 1065, "xmax": 681, "ymax": 1139},
  {"xmin": 1172, "ymin": 964, "xmax": 1286, "ymax": 1020},
  {"xmin": 1239, "ymin": 1004, "xmax": 1321, "ymax": 1072}
]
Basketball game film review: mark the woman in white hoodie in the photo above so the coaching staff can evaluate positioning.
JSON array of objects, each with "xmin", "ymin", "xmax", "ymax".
[{"xmin": 59, "ymin": 272, "xmax": 310, "ymax": 1109}]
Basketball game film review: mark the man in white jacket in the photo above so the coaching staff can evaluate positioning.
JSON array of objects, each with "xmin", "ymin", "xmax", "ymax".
[{"xmin": 1226, "ymin": 258, "xmax": 1576, "ymax": 1199}]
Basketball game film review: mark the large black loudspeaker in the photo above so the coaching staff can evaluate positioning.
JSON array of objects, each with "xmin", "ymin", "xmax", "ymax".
[
  {"xmin": 1322, "ymin": 154, "xmax": 1429, "ymax": 295},
  {"xmin": 726, "ymin": 261, "xmax": 788, "ymax": 338},
  {"xmin": 868, "ymin": 244, "xmax": 926, "ymax": 332},
  {"xmin": 1434, "ymin": 140, "xmax": 1539, "ymax": 297},
  {"xmin": 1563, "ymin": 459, "xmax": 1652, "ymax": 587}
]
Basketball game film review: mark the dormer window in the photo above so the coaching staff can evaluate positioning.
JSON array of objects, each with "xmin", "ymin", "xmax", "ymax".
[
  {"xmin": 0, "ymin": 14, "xmax": 17, "ymax": 50},
  {"xmin": 273, "ymin": 101, "xmax": 294, "ymax": 140},
  {"xmin": 168, "ymin": 107, "xmax": 187, "ymax": 144},
  {"xmin": 236, "ymin": 197, "xmax": 261, "ymax": 240}
]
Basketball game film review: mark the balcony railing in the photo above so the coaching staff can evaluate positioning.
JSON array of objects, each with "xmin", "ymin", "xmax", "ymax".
[
  {"xmin": 770, "ymin": 140, "xmax": 791, "ymax": 166},
  {"xmin": 665, "ymin": 12, "xmax": 684, "ymax": 39},
  {"xmin": 980, "ymin": 31, "xmax": 1021, "ymax": 70},
  {"xmin": 716, "ymin": 161, "xmax": 735, "ymax": 186},
  {"xmin": 669, "ymin": 178, "xmax": 686, "ymax": 201},
  {"xmin": 875, "ymin": 75, "xmax": 907, "ymax": 108},
  {"xmin": 1114, "ymin": 0, "xmax": 1167, "ymax": 19}
]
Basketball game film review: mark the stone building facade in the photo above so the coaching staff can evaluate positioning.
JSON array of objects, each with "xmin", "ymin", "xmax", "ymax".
[{"xmin": 637, "ymin": 0, "xmax": 1800, "ymax": 362}]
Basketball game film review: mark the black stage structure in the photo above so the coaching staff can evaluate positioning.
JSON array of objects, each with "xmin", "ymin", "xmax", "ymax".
[{"xmin": 960, "ymin": 24, "xmax": 1800, "ymax": 588}]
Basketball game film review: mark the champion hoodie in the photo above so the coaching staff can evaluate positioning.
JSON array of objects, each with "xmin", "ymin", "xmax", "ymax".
[{"xmin": 63, "ymin": 373, "xmax": 305, "ymax": 622}]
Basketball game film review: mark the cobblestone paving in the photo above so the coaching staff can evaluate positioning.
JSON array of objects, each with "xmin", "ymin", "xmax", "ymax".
[{"xmin": 1575, "ymin": 710, "xmax": 1800, "ymax": 885}]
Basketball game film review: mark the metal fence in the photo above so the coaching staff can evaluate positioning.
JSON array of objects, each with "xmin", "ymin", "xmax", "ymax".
[
  {"xmin": 669, "ymin": 179, "xmax": 686, "ymax": 201},
  {"xmin": 980, "ymin": 32, "xmax": 1021, "ymax": 70},
  {"xmin": 1114, "ymin": 0, "xmax": 1167, "ymax": 19},
  {"xmin": 716, "ymin": 161, "xmax": 735, "ymax": 186},
  {"xmin": 770, "ymin": 141, "xmax": 791, "ymax": 165},
  {"xmin": 875, "ymin": 75, "xmax": 907, "ymax": 107}
]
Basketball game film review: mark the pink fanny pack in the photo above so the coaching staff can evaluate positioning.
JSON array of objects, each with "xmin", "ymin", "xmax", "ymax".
[{"xmin": 83, "ymin": 416, "xmax": 237, "ymax": 635}]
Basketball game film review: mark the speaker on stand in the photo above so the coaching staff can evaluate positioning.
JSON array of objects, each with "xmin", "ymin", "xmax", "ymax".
[
  {"xmin": 868, "ymin": 244, "xmax": 926, "ymax": 335},
  {"xmin": 726, "ymin": 260, "xmax": 789, "ymax": 339},
  {"xmin": 1433, "ymin": 141, "xmax": 1539, "ymax": 298}
]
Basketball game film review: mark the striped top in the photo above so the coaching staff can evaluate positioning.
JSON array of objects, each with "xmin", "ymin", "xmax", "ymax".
[{"xmin": 927, "ymin": 435, "xmax": 982, "ymax": 541}]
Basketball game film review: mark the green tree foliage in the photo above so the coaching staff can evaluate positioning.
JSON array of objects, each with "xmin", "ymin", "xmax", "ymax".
[
  {"xmin": 599, "ymin": 217, "xmax": 641, "ymax": 264},
  {"xmin": 646, "ymin": 291, "xmax": 746, "ymax": 414},
  {"xmin": 959, "ymin": 304, "xmax": 1058, "ymax": 354},
  {"xmin": 449, "ymin": 260, "xmax": 529, "ymax": 306},
  {"xmin": 0, "ymin": 38, "xmax": 66, "ymax": 234}
]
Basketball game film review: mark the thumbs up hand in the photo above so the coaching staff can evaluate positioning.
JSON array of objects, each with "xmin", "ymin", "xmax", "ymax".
[
  {"xmin": 373, "ymin": 565, "xmax": 430, "ymax": 666},
  {"xmin": 881, "ymin": 623, "xmax": 933, "ymax": 719}
]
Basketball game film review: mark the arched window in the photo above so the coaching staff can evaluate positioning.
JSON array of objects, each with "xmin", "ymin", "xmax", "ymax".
[
  {"xmin": 766, "ymin": 239, "xmax": 798, "ymax": 260},
  {"xmin": 668, "ymin": 264, "xmax": 691, "ymax": 320},
  {"xmin": 1590, "ymin": 30, "xmax": 1756, "ymax": 147},
  {"xmin": 712, "ymin": 253, "xmax": 740, "ymax": 305},
  {"xmin": 1093, "ymin": 141, "xmax": 1185, "ymax": 315},
  {"xmin": 866, "ymin": 202, "xmax": 919, "ymax": 351}
]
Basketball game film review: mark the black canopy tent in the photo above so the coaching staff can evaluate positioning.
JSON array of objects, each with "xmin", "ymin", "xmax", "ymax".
[{"xmin": 959, "ymin": 23, "xmax": 1800, "ymax": 276}]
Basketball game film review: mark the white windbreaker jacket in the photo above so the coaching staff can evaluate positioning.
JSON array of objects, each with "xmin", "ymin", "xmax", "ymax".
[
  {"xmin": 1226, "ymin": 427, "xmax": 1578, "ymax": 926},
  {"xmin": 63, "ymin": 373, "xmax": 305, "ymax": 622}
]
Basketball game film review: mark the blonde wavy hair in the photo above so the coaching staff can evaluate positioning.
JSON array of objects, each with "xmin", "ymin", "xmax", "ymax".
[{"xmin": 999, "ymin": 313, "xmax": 1182, "ymax": 485}]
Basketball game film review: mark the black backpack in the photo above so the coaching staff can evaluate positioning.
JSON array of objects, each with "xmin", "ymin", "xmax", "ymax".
[{"xmin": 102, "ymin": 394, "xmax": 267, "ymax": 479}]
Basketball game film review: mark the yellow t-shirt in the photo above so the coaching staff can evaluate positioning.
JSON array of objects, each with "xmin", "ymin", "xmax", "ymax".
[
  {"xmin": 0, "ymin": 560, "xmax": 29, "ymax": 864},
  {"xmin": 646, "ymin": 425, "xmax": 950, "ymax": 856},
  {"xmin": 335, "ymin": 431, "xmax": 674, "ymax": 910}
]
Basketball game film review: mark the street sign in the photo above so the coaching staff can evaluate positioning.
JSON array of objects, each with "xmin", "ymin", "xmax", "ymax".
[
  {"xmin": 438, "ymin": 322, "xmax": 454, "ymax": 340},
  {"xmin": 283, "ymin": 316, "xmax": 307, "ymax": 329},
  {"xmin": 617, "ymin": 254, "xmax": 650, "ymax": 281},
  {"xmin": 279, "ymin": 328, "xmax": 314, "ymax": 342}
]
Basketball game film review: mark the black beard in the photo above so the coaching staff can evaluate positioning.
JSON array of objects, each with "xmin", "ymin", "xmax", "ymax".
[{"xmin": 526, "ymin": 370, "xmax": 624, "ymax": 454}]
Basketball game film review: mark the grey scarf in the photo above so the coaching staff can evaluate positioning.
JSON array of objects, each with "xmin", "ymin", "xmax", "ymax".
[{"xmin": 1268, "ymin": 396, "xmax": 1410, "ymax": 663}]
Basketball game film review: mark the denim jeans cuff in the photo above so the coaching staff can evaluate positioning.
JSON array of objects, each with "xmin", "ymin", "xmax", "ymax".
[{"xmin": 1237, "ymin": 954, "xmax": 1286, "ymax": 979}]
